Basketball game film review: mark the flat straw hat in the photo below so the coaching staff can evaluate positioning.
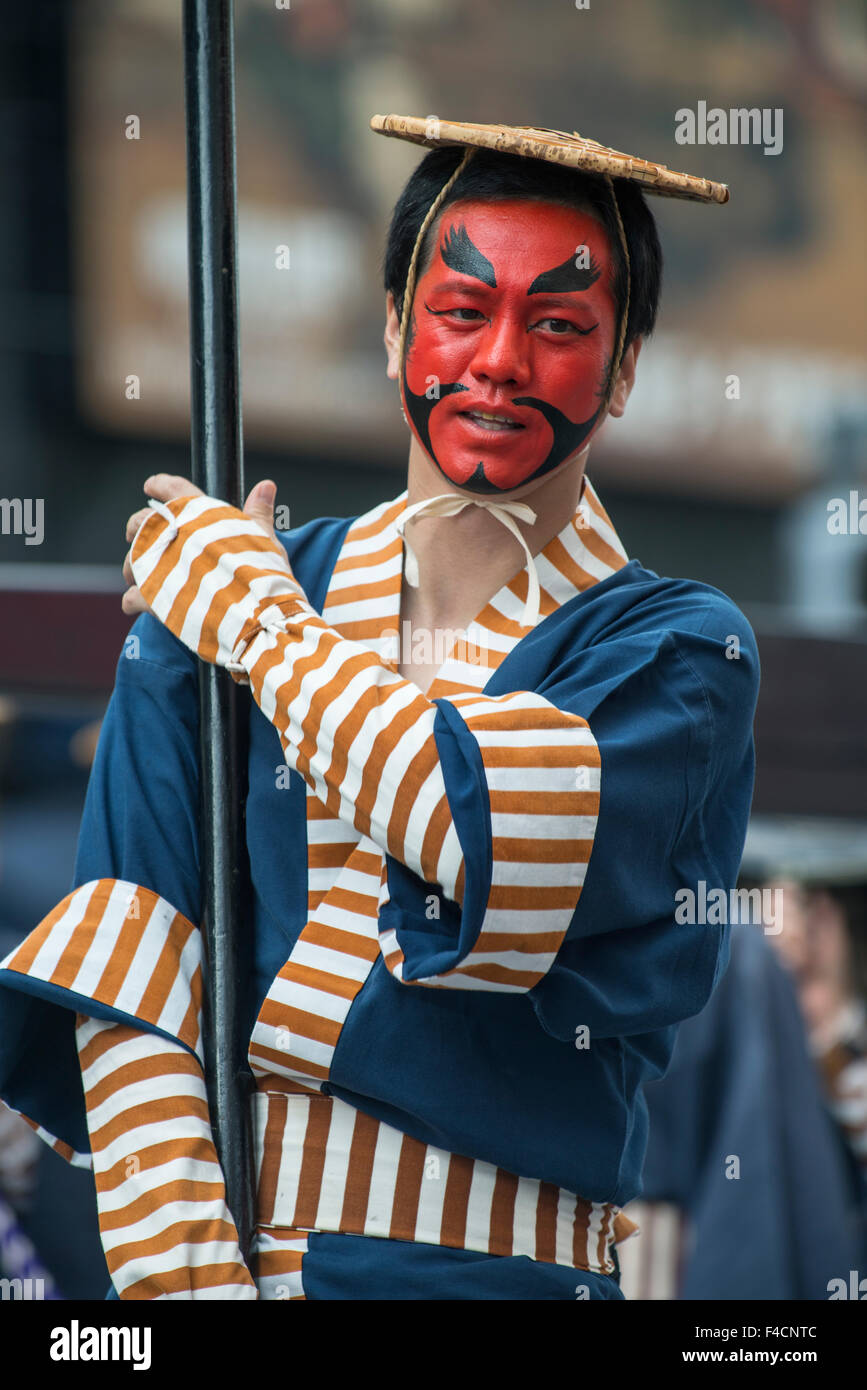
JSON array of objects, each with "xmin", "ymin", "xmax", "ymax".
[{"xmin": 370, "ymin": 113, "xmax": 730, "ymax": 205}]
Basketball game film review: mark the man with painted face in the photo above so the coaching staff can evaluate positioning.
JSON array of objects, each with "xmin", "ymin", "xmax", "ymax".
[
  {"xmin": 0, "ymin": 120, "xmax": 758, "ymax": 1302},
  {"xmin": 383, "ymin": 145, "xmax": 647, "ymax": 694},
  {"xmin": 399, "ymin": 204, "xmax": 618, "ymax": 492}
]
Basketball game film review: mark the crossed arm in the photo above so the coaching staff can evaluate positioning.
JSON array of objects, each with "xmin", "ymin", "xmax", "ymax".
[{"xmin": 123, "ymin": 476, "xmax": 603, "ymax": 992}]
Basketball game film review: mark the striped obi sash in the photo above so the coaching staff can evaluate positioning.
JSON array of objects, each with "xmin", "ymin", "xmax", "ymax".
[{"xmin": 253, "ymin": 1090, "xmax": 637, "ymax": 1277}]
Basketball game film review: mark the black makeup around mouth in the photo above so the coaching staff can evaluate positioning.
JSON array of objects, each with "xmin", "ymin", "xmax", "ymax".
[{"xmin": 403, "ymin": 375, "xmax": 603, "ymax": 491}]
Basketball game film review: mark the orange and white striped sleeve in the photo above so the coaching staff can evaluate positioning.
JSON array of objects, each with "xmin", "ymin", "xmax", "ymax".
[
  {"xmin": 76, "ymin": 1014, "xmax": 258, "ymax": 1300},
  {"xmin": 130, "ymin": 496, "xmax": 600, "ymax": 993},
  {"xmin": 1, "ymin": 875, "xmax": 258, "ymax": 1297}
]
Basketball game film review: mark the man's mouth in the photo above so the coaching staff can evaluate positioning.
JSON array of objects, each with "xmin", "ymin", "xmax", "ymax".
[{"xmin": 459, "ymin": 410, "xmax": 525, "ymax": 432}]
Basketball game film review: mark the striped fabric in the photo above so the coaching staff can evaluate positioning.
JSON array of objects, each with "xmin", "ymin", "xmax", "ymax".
[
  {"xmin": 0, "ymin": 879, "xmax": 203, "ymax": 1060},
  {"xmin": 75, "ymin": 1014, "xmax": 257, "ymax": 1300},
  {"xmin": 378, "ymin": 689, "xmax": 600, "ymax": 990},
  {"xmin": 126, "ymin": 495, "xmax": 309, "ymax": 672},
  {"xmin": 248, "ymin": 837, "xmax": 381, "ymax": 1088},
  {"xmin": 252, "ymin": 1229, "xmax": 308, "ymax": 1301},
  {"xmin": 253, "ymin": 1090, "xmax": 637, "ymax": 1276},
  {"xmin": 129, "ymin": 481, "xmax": 624, "ymax": 996},
  {"xmin": 17, "ymin": 1115, "xmax": 92, "ymax": 1170}
]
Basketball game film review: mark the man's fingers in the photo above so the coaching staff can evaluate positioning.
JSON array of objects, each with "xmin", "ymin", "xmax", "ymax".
[
  {"xmin": 125, "ymin": 508, "xmax": 151, "ymax": 542},
  {"xmin": 125, "ymin": 473, "xmax": 202, "ymax": 546},
  {"xmin": 121, "ymin": 585, "xmax": 149, "ymax": 616},
  {"xmin": 122, "ymin": 550, "xmax": 149, "ymax": 613},
  {"xmin": 123, "ymin": 476, "xmax": 201, "ymax": 618},
  {"xmin": 243, "ymin": 479, "xmax": 277, "ymax": 536},
  {"xmin": 143, "ymin": 474, "xmax": 204, "ymax": 503}
]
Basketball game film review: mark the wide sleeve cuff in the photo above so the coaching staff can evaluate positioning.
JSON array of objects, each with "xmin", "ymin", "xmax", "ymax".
[
  {"xmin": 377, "ymin": 690, "xmax": 601, "ymax": 992},
  {"xmin": 0, "ymin": 880, "xmax": 204, "ymax": 1157}
]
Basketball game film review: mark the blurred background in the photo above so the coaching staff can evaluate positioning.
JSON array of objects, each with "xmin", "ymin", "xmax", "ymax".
[{"xmin": 0, "ymin": 0, "xmax": 865, "ymax": 1300}]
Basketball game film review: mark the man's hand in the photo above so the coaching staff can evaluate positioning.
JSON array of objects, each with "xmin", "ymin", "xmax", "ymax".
[{"xmin": 122, "ymin": 474, "xmax": 278, "ymax": 615}]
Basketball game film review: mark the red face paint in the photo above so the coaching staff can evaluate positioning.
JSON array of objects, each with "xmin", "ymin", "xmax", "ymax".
[{"xmin": 401, "ymin": 198, "xmax": 618, "ymax": 494}]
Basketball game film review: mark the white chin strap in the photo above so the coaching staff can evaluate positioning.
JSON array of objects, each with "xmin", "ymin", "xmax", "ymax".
[{"xmin": 395, "ymin": 492, "xmax": 541, "ymax": 629}]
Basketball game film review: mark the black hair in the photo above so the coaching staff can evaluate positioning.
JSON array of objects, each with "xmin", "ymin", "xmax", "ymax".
[{"xmin": 383, "ymin": 145, "xmax": 663, "ymax": 352}]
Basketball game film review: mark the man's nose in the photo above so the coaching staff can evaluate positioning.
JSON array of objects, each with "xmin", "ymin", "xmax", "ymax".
[{"xmin": 468, "ymin": 313, "xmax": 532, "ymax": 388}]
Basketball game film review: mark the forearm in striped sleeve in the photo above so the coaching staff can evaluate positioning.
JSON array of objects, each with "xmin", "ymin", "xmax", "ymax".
[
  {"xmin": 76, "ymin": 1014, "xmax": 258, "ymax": 1299},
  {"xmin": 130, "ymin": 496, "xmax": 601, "ymax": 991}
]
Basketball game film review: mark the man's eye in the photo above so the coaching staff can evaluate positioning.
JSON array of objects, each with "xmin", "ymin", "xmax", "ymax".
[
  {"xmin": 424, "ymin": 302, "xmax": 486, "ymax": 323},
  {"xmin": 535, "ymin": 317, "xmax": 597, "ymax": 336}
]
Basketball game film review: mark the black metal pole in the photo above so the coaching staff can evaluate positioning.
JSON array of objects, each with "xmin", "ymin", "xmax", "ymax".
[{"xmin": 181, "ymin": 0, "xmax": 255, "ymax": 1261}]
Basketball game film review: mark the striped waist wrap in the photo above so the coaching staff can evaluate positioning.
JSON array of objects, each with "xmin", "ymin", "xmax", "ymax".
[{"xmin": 253, "ymin": 1091, "xmax": 638, "ymax": 1277}]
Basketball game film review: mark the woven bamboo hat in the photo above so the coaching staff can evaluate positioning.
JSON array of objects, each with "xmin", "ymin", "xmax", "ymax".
[{"xmin": 370, "ymin": 113, "xmax": 730, "ymax": 205}]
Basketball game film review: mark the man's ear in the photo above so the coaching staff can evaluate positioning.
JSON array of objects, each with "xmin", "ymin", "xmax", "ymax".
[
  {"xmin": 607, "ymin": 336, "xmax": 643, "ymax": 419},
  {"xmin": 384, "ymin": 291, "xmax": 401, "ymax": 380}
]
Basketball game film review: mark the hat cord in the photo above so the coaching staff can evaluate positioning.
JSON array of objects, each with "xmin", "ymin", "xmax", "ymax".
[
  {"xmin": 397, "ymin": 147, "xmax": 477, "ymax": 374},
  {"xmin": 601, "ymin": 173, "xmax": 631, "ymax": 414}
]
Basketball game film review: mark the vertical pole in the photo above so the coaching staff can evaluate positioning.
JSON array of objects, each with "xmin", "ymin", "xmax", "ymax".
[{"xmin": 181, "ymin": 0, "xmax": 255, "ymax": 1260}]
